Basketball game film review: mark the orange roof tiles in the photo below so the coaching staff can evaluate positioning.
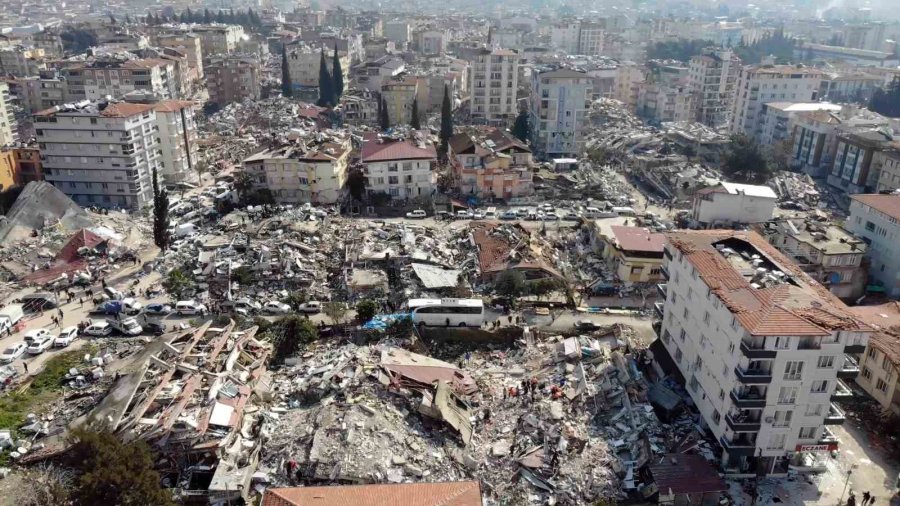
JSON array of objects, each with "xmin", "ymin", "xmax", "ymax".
[
  {"xmin": 153, "ymin": 100, "xmax": 197, "ymax": 112},
  {"xmin": 262, "ymin": 482, "xmax": 483, "ymax": 506},
  {"xmin": 850, "ymin": 194, "xmax": 900, "ymax": 221},
  {"xmin": 100, "ymin": 102, "xmax": 155, "ymax": 118},
  {"xmin": 851, "ymin": 302, "xmax": 900, "ymax": 367},
  {"xmin": 666, "ymin": 230, "xmax": 870, "ymax": 336}
]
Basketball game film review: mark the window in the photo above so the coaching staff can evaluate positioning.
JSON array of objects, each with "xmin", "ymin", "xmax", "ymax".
[
  {"xmin": 865, "ymin": 221, "xmax": 875, "ymax": 232},
  {"xmin": 767, "ymin": 433, "xmax": 786, "ymax": 450},
  {"xmin": 703, "ymin": 311, "xmax": 710, "ymax": 324},
  {"xmin": 675, "ymin": 347, "xmax": 683, "ymax": 363},
  {"xmin": 778, "ymin": 386, "xmax": 797, "ymax": 404},
  {"xmin": 817, "ymin": 356, "xmax": 834, "ymax": 368},
  {"xmin": 883, "ymin": 355, "xmax": 892, "ymax": 372},
  {"xmin": 772, "ymin": 410, "xmax": 793, "ymax": 428},
  {"xmin": 867, "ymin": 347, "xmax": 878, "ymax": 359},
  {"xmin": 719, "ymin": 388, "xmax": 725, "ymax": 400},
  {"xmin": 683, "ymin": 307, "xmax": 689, "ymax": 320},
  {"xmin": 876, "ymin": 378, "xmax": 888, "ymax": 393},
  {"xmin": 774, "ymin": 336, "xmax": 791, "ymax": 349},
  {"xmin": 862, "ymin": 367, "xmax": 872, "ymax": 380},
  {"xmin": 712, "ymin": 410, "xmax": 721, "ymax": 424},
  {"xmin": 728, "ymin": 342, "xmax": 735, "ymax": 354},
  {"xmin": 799, "ymin": 427, "xmax": 817, "ymax": 439},
  {"xmin": 679, "ymin": 329, "xmax": 686, "ymax": 341},
  {"xmin": 784, "ymin": 361, "xmax": 804, "ymax": 381},
  {"xmin": 805, "ymin": 403, "xmax": 822, "ymax": 416},
  {"xmin": 388, "ymin": 176, "xmax": 399, "ymax": 184},
  {"xmin": 810, "ymin": 380, "xmax": 828, "ymax": 393}
]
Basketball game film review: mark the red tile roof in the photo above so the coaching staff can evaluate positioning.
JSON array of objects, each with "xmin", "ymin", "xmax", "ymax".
[
  {"xmin": 262, "ymin": 482, "xmax": 483, "ymax": 506},
  {"xmin": 851, "ymin": 302, "xmax": 900, "ymax": 367},
  {"xmin": 56, "ymin": 229, "xmax": 105, "ymax": 263},
  {"xmin": 610, "ymin": 226, "xmax": 665, "ymax": 253},
  {"xmin": 666, "ymin": 230, "xmax": 870, "ymax": 336},
  {"xmin": 850, "ymin": 194, "xmax": 900, "ymax": 221},
  {"xmin": 360, "ymin": 133, "xmax": 437, "ymax": 162},
  {"xmin": 649, "ymin": 454, "xmax": 727, "ymax": 496},
  {"xmin": 100, "ymin": 102, "xmax": 156, "ymax": 118},
  {"xmin": 153, "ymin": 100, "xmax": 197, "ymax": 113}
]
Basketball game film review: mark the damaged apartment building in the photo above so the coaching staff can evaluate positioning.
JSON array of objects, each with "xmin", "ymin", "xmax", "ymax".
[
  {"xmin": 448, "ymin": 127, "xmax": 535, "ymax": 200},
  {"xmin": 654, "ymin": 230, "xmax": 871, "ymax": 475}
]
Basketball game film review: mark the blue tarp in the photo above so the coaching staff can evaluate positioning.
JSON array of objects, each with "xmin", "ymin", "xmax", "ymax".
[{"xmin": 362, "ymin": 313, "xmax": 412, "ymax": 330}]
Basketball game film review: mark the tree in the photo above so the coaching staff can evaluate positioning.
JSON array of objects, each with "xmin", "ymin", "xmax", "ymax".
[
  {"xmin": 346, "ymin": 167, "xmax": 366, "ymax": 201},
  {"xmin": 163, "ymin": 268, "xmax": 192, "ymax": 299},
  {"xmin": 178, "ymin": 10, "xmax": 188, "ymax": 23},
  {"xmin": 379, "ymin": 97, "xmax": 390, "ymax": 130},
  {"xmin": 66, "ymin": 429, "xmax": 175, "ymax": 506},
  {"xmin": 216, "ymin": 10, "xmax": 225, "ymax": 23},
  {"xmin": 495, "ymin": 270, "xmax": 526, "ymax": 300},
  {"xmin": 332, "ymin": 44, "xmax": 344, "ymax": 101},
  {"xmin": 203, "ymin": 8, "xmax": 212, "ymax": 23},
  {"xmin": 234, "ymin": 170, "xmax": 255, "ymax": 201},
  {"xmin": 529, "ymin": 278, "xmax": 562, "ymax": 301},
  {"xmin": 439, "ymin": 84, "xmax": 453, "ymax": 159},
  {"xmin": 410, "ymin": 98, "xmax": 421, "ymax": 129},
  {"xmin": 317, "ymin": 49, "xmax": 334, "ymax": 107},
  {"xmin": 722, "ymin": 134, "xmax": 770, "ymax": 184},
  {"xmin": 323, "ymin": 301, "xmax": 348, "ymax": 324},
  {"xmin": 267, "ymin": 315, "xmax": 319, "ymax": 364},
  {"xmin": 281, "ymin": 45, "xmax": 292, "ymax": 98},
  {"xmin": 356, "ymin": 299, "xmax": 377, "ymax": 323},
  {"xmin": 646, "ymin": 38, "xmax": 714, "ymax": 62},
  {"xmin": 151, "ymin": 168, "xmax": 170, "ymax": 251},
  {"xmin": 511, "ymin": 109, "xmax": 530, "ymax": 143},
  {"xmin": 869, "ymin": 77, "xmax": 900, "ymax": 118}
]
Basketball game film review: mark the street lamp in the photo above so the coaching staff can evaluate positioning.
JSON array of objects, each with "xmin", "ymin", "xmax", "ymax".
[{"xmin": 838, "ymin": 464, "xmax": 859, "ymax": 506}]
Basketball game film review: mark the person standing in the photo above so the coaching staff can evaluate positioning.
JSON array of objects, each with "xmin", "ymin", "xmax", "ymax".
[
  {"xmin": 22, "ymin": 362, "xmax": 28, "ymax": 375},
  {"xmin": 863, "ymin": 492, "xmax": 871, "ymax": 506}
]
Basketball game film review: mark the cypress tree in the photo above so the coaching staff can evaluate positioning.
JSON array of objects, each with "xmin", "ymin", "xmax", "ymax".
[
  {"xmin": 281, "ymin": 45, "xmax": 293, "ymax": 98},
  {"xmin": 317, "ymin": 49, "xmax": 334, "ymax": 107},
  {"xmin": 380, "ymin": 97, "xmax": 390, "ymax": 130},
  {"xmin": 332, "ymin": 44, "xmax": 344, "ymax": 101},
  {"xmin": 152, "ymin": 168, "xmax": 170, "ymax": 251},
  {"xmin": 411, "ymin": 98, "xmax": 421, "ymax": 129},
  {"xmin": 439, "ymin": 85, "xmax": 453, "ymax": 157},
  {"xmin": 512, "ymin": 109, "xmax": 530, "ymax": 143}
]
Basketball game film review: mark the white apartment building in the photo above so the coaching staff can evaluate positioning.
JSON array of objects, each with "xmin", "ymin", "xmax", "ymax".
[
  {"xmin": 846, "ymin": 194, "xmax": 900, "ymax": 298},
  {"xmin": 156, "ymin": 33, "xmax": 204, "ymax": 78},
  {"xmin": 529, "ymin": 68, "xmax": 592, "ymax": 160},
  {"xmin": 151, "ymin": 100, "xmax": 199, "ymax": 183},
  {"xmin": 469, "ymin": 48, "xmax": 518, "ymax": 126},
  {"xmin": 243, "ymin": 138, "xmax": 352, "ymax": 204},
  {"xmin": 61, "ymin": 58, "xmax": 179, "ymax": 101},
  {"xmin": 0, "ymin": 82, "xmax": 17, "ymax": 146},
  {"xmin": 688, "ymin": 48, "xmax": 740, "ymax": 128},
  {"xmin": 549, "ymin": 22, "xmax": 580, "ymax": 54},
  {"xmin": 35, "ymin": 100, "xmax": 161, "ymax": 209},
  {"xmin": 874, "ymin": 150, "xmax": 900, "ymax": 193},
  {"xmin": 851, "ymin": 303, "xmax": 900, "ymax": 416},
  {"xmin": 730, "ymin": 65, "xmax": 824, "ymax": 138},
  {"xmin": 416, "ymin": 29, "xmax": 448, "ymax": 56},
  {"xmin": 757, "ymin": 102, "xmax": 842, "ymax": 147},
  {"xmin": 190, "ymin": 25, "xmax": 245, "ymax": 60},
  {"xmin": 692, "ymin": 182, "xmax": 777, "ymax": 227},
  {"xmin": 360, "ymin": 132, "xmax": 437, "ymax": 200},
  {"xmin": 656, "ymin": 230, "xmax": 871, "ymax": 475},
  {"xmin": 285, "ymin": 43, "xmax": 351, "ymax": 90},
  {"xmin": 549, "ymin": 21, "xmax": 605, "ymax": 55},
  {"xmin": 383, "ymin": 21, "xmax": 411, "ymax": 46}
]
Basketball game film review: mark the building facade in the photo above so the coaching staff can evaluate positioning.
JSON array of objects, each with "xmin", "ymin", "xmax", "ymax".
[
  {"xmin": 61, "ymin": 58, "xmax": 179, "ymax": 102},
  {"xmin": 846, "ymin": 194, "xmax": 900, "ymax": 298},
  {"xmin": 692, "ymin": 182, "xmax": 777, "ymax": 228},
  {"xmin": 656, "ymin": 230, "xmax": 871, "ymax": 475},
  {"xmin": 243, "ymin": 138, "xmax": 352, "ymax": 205},
  {"xmin": 730, "ymin": 66, "xmax": 824, "ymax": 138},
  {"xmin": 206, "ymin": 55, "xmax": 260, "ymax": 105},
  {"xmin": 687, "ymin": 48, "xmax": 740, "ymax": 128},
  {"xmin": 0, "ymin": 82, "xmax": 17, "ymax": 146},
  {"xmin": 448, "ymin": 128, "xmax": 534, "ymax": 200},
  {"xmin": 360, "ymin": 132, "xmax": 437, "ymax": 200},
  {"xmin": 469, "ymin": 48, "xmax": 518, "ymax": 126},
  {"xmin": 529, "ymin": 68, "xmax": 592, "ymax": 160}
]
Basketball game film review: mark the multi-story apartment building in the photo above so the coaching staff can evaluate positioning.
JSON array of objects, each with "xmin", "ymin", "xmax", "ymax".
[
  {"xmin": 61, "ymin": 58, "xmax": 179, "ymax": 101},
  {"xmin": 383, "ymin": 20, "xmax": 412, "ymax": 46},
  {"xmin": 873, "ymin": 150, "xmax": 900, "ymax": 193},
  {"xmin": 826, "ymin": 129, "xmax": 895, "ymax": 195},
  {"xmin": 0, "ymin": 82, "xmax": 17, "ymax": 146},
  {"xmin": 0, "ymin": 46, "xmax": 46, "ymax": 77},
  {"xmin": 757, "ymin": 102, "xmax": 842, "ymax": 147},
  {"xmin": 13, "ymin": 70, "xmax": 67, "ymax": 112},
  {"xmin": 529, "ymin": 68, "xmax": 592, "ymax": 160},
  {"xmin": 242, "ymin": 137, "xmax": 352, "ymax": 204},
  {"xmin": 469, "ymin": 48, "xmax": 518, "ymax": 127},
  {"xmin": 656, "ymin": 230, "xmax": 871, "ymax": 475},
  {"xmin": 850, "ymin": 303, "xmax": 900, "ymax": 416},
  {"xmin": 360, "ymin": 132, "xmax": 437, "ymax": 200},
  {"xmin": 190, "ymin": 25, "xmax": 245, "ymax": 60},
  {"xmin": 614, "ymin": 62, "xmax": 644, "ymax": 111},
  {"xmin": 692, "ymin": 182, "xmax": 777, "ymax": 227},
  {"xmin": 591, "ymin": 224, "xmax": 665, "ymax": 283},
  {"xmin": 757, "ymin": 218, "xmax": 867, "ymax": 299},
  {"xmin": 156, "ymin": 33, "xmax": 205, "ymax": 79},
  {"xmin": 846, "ymin": 194, "xmax": 900, "ymax": 298},
  {"xmin": 148, "ymin": 100, "xmax": 199, "ymax": 184},
  {"xmin": 285, "ymin": 43, "xmax": 351, "ymax": 92},
  {"xmin": 549, "ymin": 20, "xmax": 605, "ymax": 55},
  {"xmin": 35, "ymin": 100, "xmax": 161, "ymax": 209},
  {"xmin": 415, "ymin": 29, "xmax": 448, "ymax": 56},
  {"xmin": 448, "ymin": 127, "xmax": 534, "ymax": 199},
  {"xmin": 730, "ymin": 65, "xmax": 824, "ymax": 138},
  {"xmin": 380, "ymin": 77, "xmax": 418, "ymax": 127},
  {"xmin": 687, "ymin": 48, "xmax": 740, "ymax": 128},
  {"xmin": 11, "ymin": 145, "xmax": 41, "ymax": 184},
  {"xmin": 206, "ymin": 55, "xmax": 260, "ymax": 106}
]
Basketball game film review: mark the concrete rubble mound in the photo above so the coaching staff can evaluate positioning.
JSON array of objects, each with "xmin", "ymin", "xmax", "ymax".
[{"xmin": 0, "ymin": 181, "xmax": 94, "ymax": 243}]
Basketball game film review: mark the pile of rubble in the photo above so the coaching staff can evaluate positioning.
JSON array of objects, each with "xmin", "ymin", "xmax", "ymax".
[{"xmin": 260, "ymin": 322, "xmax": 702, "ymax": 504}]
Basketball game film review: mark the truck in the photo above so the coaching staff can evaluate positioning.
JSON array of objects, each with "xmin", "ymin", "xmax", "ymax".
[
  {"xmin": 91, "ymin": 299, "xmax": 142, "ymax": 316},
  {"xmin": 107, "ymin": 316, "xmax": 143, "ymax": 336},
  {"xmin": 0, "ymin": 304, "xmax": 25, "ymax": 332}
]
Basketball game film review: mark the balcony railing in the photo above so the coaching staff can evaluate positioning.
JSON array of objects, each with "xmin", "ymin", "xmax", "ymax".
[
  {"xmin": 730, "ymin": 390, "xmax": 767, "ymax": 408},
  {"xmin": 735, "ymin": 366, "xmax": 773, "ymax": 384},
  {"xmin": 824, "ymin": 403, "xmax": 846, "ymax": 425},
  {"xmin": 831, "ymin": 379, "xmax": 853, "ymax": 400},
  {"xmin": 654, "ymin": 302, "xmax": 665, "ymax": 318},
  {"xmin": 719, "ymin": 435, "xmax": 756, "ymax": 456},
  {"xmin": 837, "ymin": 355, "xmax": 860, "ymax": 379},
  {"xmin": 797, "ymin": 338, "xmax": 822, "ymax": 350},
  {"xmin": 657, "ymin": 283, "xmax": 667, "ymax": 298},
  {"xmin": 726, "ymin": 412, "xmax": 762, "ymax": 432},
  {"xmin": 740, "ymin": 341, "xmax": 777, "ymax": 359}
]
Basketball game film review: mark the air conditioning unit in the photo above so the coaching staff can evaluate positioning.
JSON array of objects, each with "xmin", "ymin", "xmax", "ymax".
[{"xmin": 764, "ymin": 416, "xmax": 774, "ymax": 424}]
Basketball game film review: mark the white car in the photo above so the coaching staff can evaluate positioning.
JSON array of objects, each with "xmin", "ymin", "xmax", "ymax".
[
  {"xmin": 53, "ymin": 326, "xmax": 79, "ymax": 347},
  {"xmin": 175, "ymin": 300, "xmax": 208, "ymax": 315},
  {"xmin": 84, "ymin": 321, "xmax": 113, "ymax": 337},
  {"xmin": 23, "ymin": 328, "xmax": 51, "ymax": 345},
  {"xmin": 0, "ymin": 342, "xmax": 27, "ymax": 363},
  {"xmin": 405, "ymin": 210, "xmax": 427, "ymax": 219},
  {"xmin": 27, "ymin": 336, "xmax": 53, "ymax": 355},
  {"xmin": 263, "ymin": 301, "xmax": 292, "ymax": 314},
  {"xmin": 298, "ymin": 301, "xmax": 322, "ymax": 314}
]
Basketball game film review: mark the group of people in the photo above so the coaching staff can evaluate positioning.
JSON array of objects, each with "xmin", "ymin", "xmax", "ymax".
[{"xmin": 847, "ymin": 491, "xmax": 877, "ymax": 506}]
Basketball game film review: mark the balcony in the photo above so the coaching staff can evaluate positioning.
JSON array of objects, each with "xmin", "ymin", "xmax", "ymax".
[
  {"xmin": 740, "ymin": 340, "xmax": 777, "ymax": 359},
  {"xmin": 735, "ymin": 366, "xmax": 772, "ymax": 384},
  {"xmin": 797, "ymin": 338, "xmax": 822, "ymax": 350},
  {"xmin": 654, "ymin": 302, "xmax": 665, "ymax": 318},
  {"xmin": 837, "ymin": 355, "xmax": 860, "ymax": 379},
  {"xmin": 831, "ymin": 379, "xmax": 853, "ymax": 400},
  {"xmin": 844, "ymin": 338, "xmax": 866, "ymax": 354},
  {"xmin": 719, "ymin": 435, "xmax": 757, "ymax": 457},
  {"xmin": 661, "ymin": 264, "xmax": 669, "ymax": 279},
  {"xmin": 730, "ymin": 390, "xmax": 767, "ymax": 408},
  {"xmin": 726, "ymin": 412, "xmax": 762, "ymax": 432},
  {"xmin": 656, "ymin": 283, "xmax": 667, "ymax": 298},
  {"xmin": 824, "ymin": 403, "xmax": 846, "ymax": 425}
]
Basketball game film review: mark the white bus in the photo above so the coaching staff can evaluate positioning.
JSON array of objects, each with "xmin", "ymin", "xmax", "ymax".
[{"xmin": 407, "ymin": 298, "xmax": 484, "ymax": 327}]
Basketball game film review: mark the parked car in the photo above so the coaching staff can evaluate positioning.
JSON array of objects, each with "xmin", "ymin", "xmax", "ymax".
[
  {"xmin": 298, "ymin": 301, "xmax": 322, "ymax": 314},
  {"xmin": 84, "ymin": 321, "xmax": 113, "ymax": 337},
  {"xmin": 405, "ymin": 210, "xmax": 427, "ymax": 219},
  {"xmin": 263, "ymin": 301, "xmax": 292, "ymax": 314},
  {"xmin": 562, "ymin": 210, "xmax": 580, "ymax": 221},
  {"xmin": 472, "ymin": 210, "xmax": 485, "ymax": 220},
  {"xmin": 53, "ymin": 326, "xmax": 79, "ymax": 347},
  {"xmin": 143, "ymin": 303, "xmax": 172, "ymax": 315},
  {"xmin": 0, "ymin": 342, "xmax": 27, "ymax": 363},
  {"xmin": 515, "ymin": 208, "xmax": 530, "ymax": 218},
  {"xmin": 27, "ymin": 336, "xmax": 53, "ymax": 355},
  {"xmin": 175, "ymin": 300, "xmax": 208, "ymax": 315},
  {"xmin": 500, "ymin": 210, "xmax": 518, "ymax": 220},
  {"xmin": 456, "ymin": 210, "xmax": 472, "ymax": 219},
  {"xmin": 144, "ymin": 321, "xmax": 166, "ymax": 336},
  {"xmin": 575, "ymin": 320, "xmax": 601, "ymax": 332},
  {"xmin": 434, "ymin": 211, "xmax": 452, "ymax": 221},
  {"xmin": 23, "ymin": 328, "xmax": 51, "ymax": 345}
]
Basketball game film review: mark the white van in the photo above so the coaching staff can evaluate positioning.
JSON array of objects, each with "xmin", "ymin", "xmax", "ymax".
[
  {"xmin": 611, "ymin": 206, "xmax": 636, "ymax": 217},
  {"xmin": 175, "ymin": 300, "xmax": 208, "ymax": 315},
  {"xmin": 484, "ymin": 207, "xmax": 498, "ymax": 220}
]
